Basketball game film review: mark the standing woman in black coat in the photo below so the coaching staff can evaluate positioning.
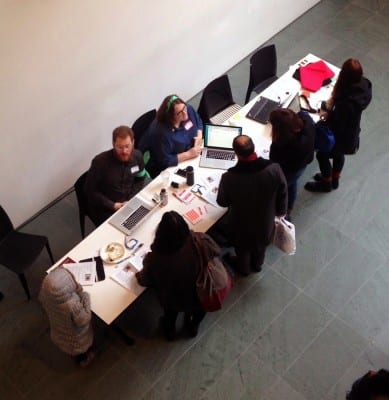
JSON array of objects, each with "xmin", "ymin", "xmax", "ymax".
[
  {"xmin": 305, "ymin": 58, "xmax": 372, "ymax": 192},
  {"xmin": 269, "ymin": 109, "xmax": 315, "ymax": 219}
]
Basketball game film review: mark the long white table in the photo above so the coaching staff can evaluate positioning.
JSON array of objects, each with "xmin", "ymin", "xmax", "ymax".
[{"xmin": 51, "ymin": 53, "xmax": 339, "ymax": 326}]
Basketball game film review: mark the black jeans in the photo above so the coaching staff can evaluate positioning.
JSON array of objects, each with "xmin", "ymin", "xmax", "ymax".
[{"xmin": 316, "ymin": 150, "xmax": 345, "ymax": 179}]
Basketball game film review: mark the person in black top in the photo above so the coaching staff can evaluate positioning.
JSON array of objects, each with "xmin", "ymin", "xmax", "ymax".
[
  {"xmin": 85, "ymin": 126, "xmax": 148, "ymax": 226},
  {"xmin": 269, "ymin": 108, "xmax": 315, "ymax": 218},
  {"xmin": 305, "ymin": 58, "xmax": 372, "ymax": 192},
  {"xmin": 217, "ymin": 135, "xmax": 287, "ymax": 275}
]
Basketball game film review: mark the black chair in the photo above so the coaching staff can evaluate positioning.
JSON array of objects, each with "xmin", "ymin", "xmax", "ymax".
[
  {"xmin": 245, "ymin": 44, "xmax": 278, "ymax": 104},
  {"xmin": 132, "ymin": 109, "xmax": 156, "ymax": 148},
  {"xmin": 197, "ymin": 75, "xmax": 241, "ymax": 125},
  {"xmin": 74, "ymin": 171, "xmax": 94, "ymax": 238},
  {"xmin": 0, "ymin": 206, "xmax": 55, "ymax": 300}
]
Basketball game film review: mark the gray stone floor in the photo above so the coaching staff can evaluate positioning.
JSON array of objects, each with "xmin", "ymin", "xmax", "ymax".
[{"xmin": 1, "ymin": 0, "xmax": 389, "ymax": 398}]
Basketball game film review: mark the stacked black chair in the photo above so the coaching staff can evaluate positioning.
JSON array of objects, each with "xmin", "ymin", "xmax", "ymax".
[
  {"xmin": 0, "ymin": 205, "xmax": 54, "ymax": 300},
  {"xmin": 245, "ymin": 44, "xmax": 278, "ymax": 104},
  {"xmin": 197, "ymin": 75, "xmax": 241, "ymax": 124}
]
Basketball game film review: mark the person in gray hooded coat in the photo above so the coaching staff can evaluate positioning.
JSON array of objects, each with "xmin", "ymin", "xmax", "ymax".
[{"xmin": 39, "ymin": 267, "xmax": 94, "ymax": 366}]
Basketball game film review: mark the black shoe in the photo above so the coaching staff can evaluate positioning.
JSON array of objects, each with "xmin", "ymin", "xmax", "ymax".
[
  {"xmin": 184, "ymin": 314, "xmax": 199, "ymax": 338},
  {"xmin": 304, "ymin": 181, "xmax": 332, "ymax": 192},
  {"xmin": 0, "ymin": 292, "xmax": 3, "ymax": 301},
  {"xmin": 159, "ymin": 317, "xmax": 176, "ymax": 341},
  {"xmin": 314, "ymin": 173, "xmax": 339, "ymax": 190},
  {"xmin": 313, "ymin": 173, "xmax": 323, "ymax": 182},
  {"xmin": 251, "ymin": 264, "xmax": 263, "ymax": 273}
]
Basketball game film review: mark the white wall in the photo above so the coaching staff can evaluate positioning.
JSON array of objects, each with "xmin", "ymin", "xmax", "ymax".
[{"xmin": 0, "ymin": 0, "xmax": 319, "ymax": 226}]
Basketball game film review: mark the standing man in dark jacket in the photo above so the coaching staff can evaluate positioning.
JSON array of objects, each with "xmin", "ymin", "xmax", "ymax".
[
  {"xmin": 217, "ymin": 135, "xmax": 288, "ymax": 276},
  {"xmin": 85, "ymin": 126, "xmax": 148, "ymax": 226},
  {"xmin": 305, "ymin": 58, "xmax": 372, "ymax": 192}
]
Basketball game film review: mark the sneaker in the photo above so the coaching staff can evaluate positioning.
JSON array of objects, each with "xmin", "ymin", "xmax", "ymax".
[{"xmin": 304, "ymin": 181, "xmax": 332, "ymax": 192}]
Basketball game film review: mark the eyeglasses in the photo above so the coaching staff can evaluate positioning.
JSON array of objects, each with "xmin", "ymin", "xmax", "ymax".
[{"xmin": 174, "ymin": 104, "xmax": 187, "ymax": 117}]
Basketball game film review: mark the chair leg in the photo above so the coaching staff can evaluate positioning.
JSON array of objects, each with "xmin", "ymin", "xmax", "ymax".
[
  {"xmin": 18, "ymin": 273, "xmax": 31, "ymax": 300},
  {"xmin": 45, "ymin": 241, "xmax": 55, "ymax": 264}
]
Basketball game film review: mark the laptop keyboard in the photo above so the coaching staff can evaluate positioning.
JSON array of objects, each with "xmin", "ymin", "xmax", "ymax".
[
  {"xmin": 121, "ymin": 206, "xmax": 150, "ymax": 230},
  {"xmin": 206, "ymin": 149, "xmax": 235, "ymax": 161}
]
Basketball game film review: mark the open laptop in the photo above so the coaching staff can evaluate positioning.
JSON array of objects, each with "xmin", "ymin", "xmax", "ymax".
[
  {"xmin": 109, "ymin": 196, "xmax": 156, "ymax": 235},
  {"xmin": 246, "ymin": 96, "xmax": 280, "ymax": 124},
  {"xmin": 199, "ymin": 124, "xmax": 242, "ymax": 170}
]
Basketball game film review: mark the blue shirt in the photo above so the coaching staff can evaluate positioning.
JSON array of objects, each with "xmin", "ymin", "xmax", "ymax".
[{"xmin": 138, "ymin": 104, "xmax": 203, "ymax": 176}]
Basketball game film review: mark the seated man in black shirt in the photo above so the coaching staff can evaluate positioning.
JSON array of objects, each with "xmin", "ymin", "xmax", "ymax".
[{"xmin": 85, "ymin": 126, "xmax": 148, "ymax": 226}]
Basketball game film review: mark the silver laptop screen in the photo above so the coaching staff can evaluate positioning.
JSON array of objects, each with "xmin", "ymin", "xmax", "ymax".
[{"xmin": 204, "ymin": 124, "xmax": 242, "ymax": 149}]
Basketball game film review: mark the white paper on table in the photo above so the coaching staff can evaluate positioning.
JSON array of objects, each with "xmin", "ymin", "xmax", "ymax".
[
  {"xmin": 64, "ymin": 262, "xmax": 96, "ymax": 286},
  {"xmin": 197, "ymin": 171, "xmax": 223, "ymax": 207},
  {"xmin": 128, "ymin": 246, "xmax": 149, "ymax": 271},
  {"xmin": 110, "ymin": 263, "xmax": 143, "ymax": 294}
]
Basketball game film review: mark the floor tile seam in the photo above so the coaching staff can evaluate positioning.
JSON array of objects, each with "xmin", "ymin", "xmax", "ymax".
[
  {"xmin": 143, "ymin": 323, "xmax": 242, "ymax": 392},
  {"xmin": 325, "ymin": 344, "xmax": 369, "ymax": 397},
  {"xmin": 168, "ymin": 324, "xmax": 249, "ymax": 400},
  {"xmin": 279, "ymin": 313, "xmax": 336, "ymax": 378},
  {"xmin": 332, "ymin": 258, "xmax": 389, "ymax": 327},
  {"xmin": 197, "ymin": 324, "xmax": 285, "ymax": 400},
  {"xmin": 299, "ymin": 240, "xmax": 386, "ymax": 314},
  {"xmin": 216, "ymin": 286, "xmax": 303, "ymax": 363},
  {"xmin": 320, "ymin": 201, "xmax": 388, "ymax": 249},
  {"xmin": 80, "ymin": 357, "xmax": 130, "ymax": 398}
]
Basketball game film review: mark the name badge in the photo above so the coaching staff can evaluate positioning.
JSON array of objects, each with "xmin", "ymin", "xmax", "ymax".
[
  {"xmin": 131, "ymin": 165, "xmax": 140, "ymax": 174},
  {"xmin": 184, "ymin": 120, "xmax": 193, "ymax": 130}
]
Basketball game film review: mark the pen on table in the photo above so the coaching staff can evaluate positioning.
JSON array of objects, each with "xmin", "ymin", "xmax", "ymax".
[{"xmin": 132, "ymin": 242, "xmax": 144, "ymax": 256}]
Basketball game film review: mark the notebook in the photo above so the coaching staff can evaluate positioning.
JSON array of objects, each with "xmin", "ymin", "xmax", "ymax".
[
  {"xmin": 199, "ymin": 124, "xmax": 242, "ymax": 170},
  {"xmin": 109, "ymin": 197, "xmax": 156, "ymax": 235},
  {"xmin": 246, "ymin": 96, "xmax": 279, "ymax": 124}
]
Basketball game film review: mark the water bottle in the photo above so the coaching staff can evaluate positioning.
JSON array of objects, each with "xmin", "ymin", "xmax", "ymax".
[
  {"xmin": 186, "ymin": 166, "xmax": 194, "ymax": 186},
  {"xmin": 159, "ymin": 188, "xmax": 168, "ymax": 206}
]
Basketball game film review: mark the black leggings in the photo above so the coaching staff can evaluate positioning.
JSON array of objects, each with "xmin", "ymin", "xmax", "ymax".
[{"xmin": 316, "ymin": 150, "xmax": 345, "ymax": 178}]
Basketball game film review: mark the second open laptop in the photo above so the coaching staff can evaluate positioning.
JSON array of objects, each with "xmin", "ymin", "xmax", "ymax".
[
  {"xmin": 199, "ymin": 124, "xmax": 243, "ymax": 170},
  {"xmin": 109, "ymin": 196, "xmax": 156, "ymax": 236},
  {"xmin": 246, "ymin": 96, "xmax": 280, "ymax": 124}
]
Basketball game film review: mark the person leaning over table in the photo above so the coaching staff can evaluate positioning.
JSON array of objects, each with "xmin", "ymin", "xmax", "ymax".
[
  {"xmin": 138, "ymin": 94, "xmax": 203, "ymax": 178},
  {"xmin": 217, "ymin": 135, "xmax": 288, "ymax": 276},
  {"xmin": 305, "ymin": 58, "xmax": 372, "ymax": 192},
  {"xmin": 85, "ymin": 126, "xmax": 149, "ymax": 226},
  {"xmin": 39, "ymin": 267, "xmax": 95, "ymax": 367},
  {"xmin": 269, "ymin": 108, "xmax": 315, "ymax": 220},
  {"xmin": 136, "ymin": 211, "xmax": 220, "ymax": 341}
]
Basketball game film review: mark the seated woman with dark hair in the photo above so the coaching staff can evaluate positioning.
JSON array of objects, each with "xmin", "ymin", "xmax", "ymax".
[
  {"xmin": 138, "ymin": 95, "xmax": 203, "ymax": 177},
  {"xmin": 269, "ymin": 108, "xmax": 315, "ymax": 219},
  {"xmin": 136, "ymin": 211, "xmax": 220, "ymax": 341}
]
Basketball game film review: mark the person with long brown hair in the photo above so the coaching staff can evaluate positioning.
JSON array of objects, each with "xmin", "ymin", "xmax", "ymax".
[
  {"xmin": 305, "ymin": 58, "xmax": 372, "ymax": 192},
  {"xmin": 269, "ymin": 108, "xmax": 315, "ymax": 219}
]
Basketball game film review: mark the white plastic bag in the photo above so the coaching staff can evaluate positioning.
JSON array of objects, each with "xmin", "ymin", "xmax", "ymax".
[{"xmin": 273, "ymin": 216, "xmax": 296, "ymax": 255}]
